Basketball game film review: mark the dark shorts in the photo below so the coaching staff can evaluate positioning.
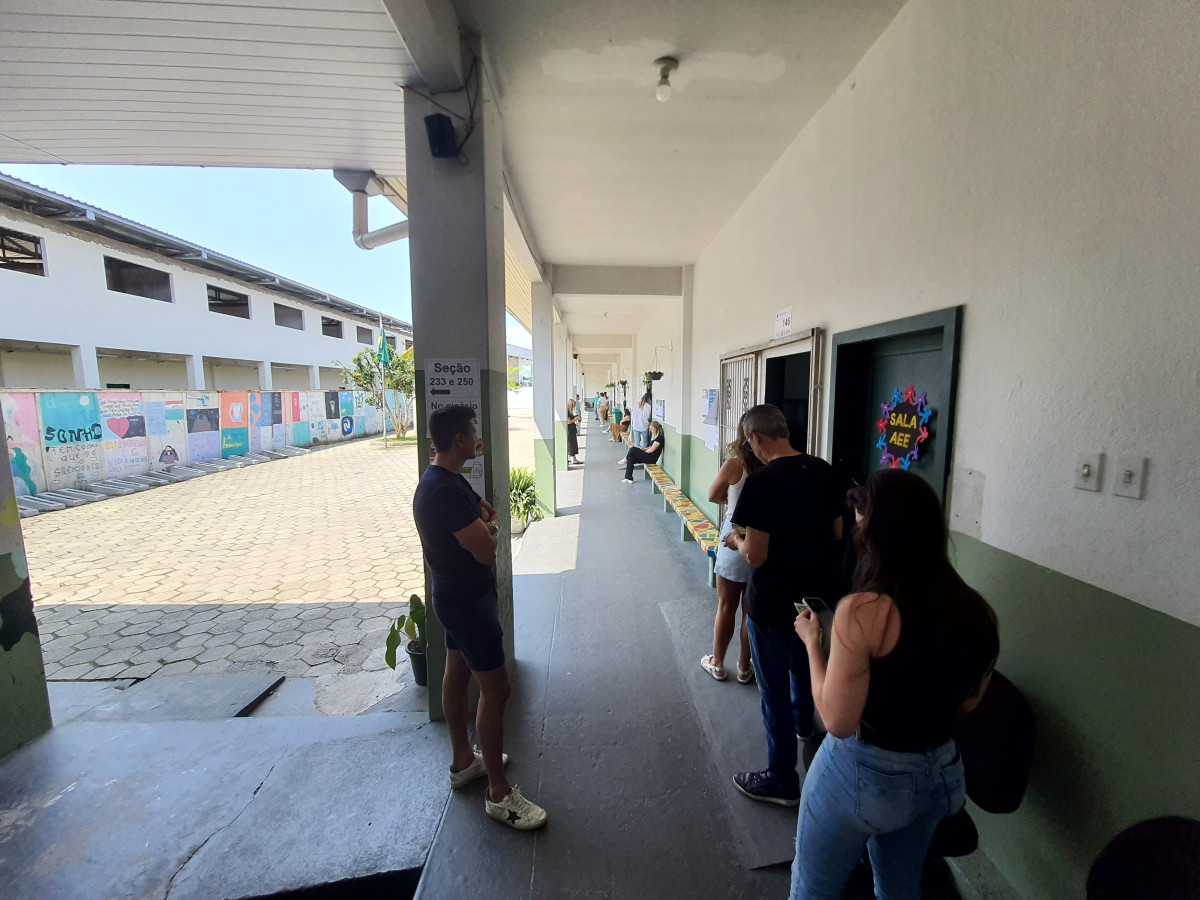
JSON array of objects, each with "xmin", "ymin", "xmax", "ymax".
[{"xmin": 431, "ymin": 588, "xmax": 505, "ymax": 673}]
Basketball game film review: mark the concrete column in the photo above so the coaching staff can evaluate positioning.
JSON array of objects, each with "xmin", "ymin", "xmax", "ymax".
[
  {"xmin": 552, "ymin": 317, "xmax": 568, "ymax": 471},
  {"xmin": 70, "ymin": 344, "xmax": 101, "ymax": 390},
  {"xmin": 531, "ymin": 282, "xmax": 557, "ymax": 514},
  {"xmin": 185, "ymin": 354, "xmax": 206, "ymax": 390},
  {"xmin": 0, "ymin": 419, "xmax": 52, "ymax": 759},
  {"xmin": 679, "ymin": 265, "xmax": 695, "ymax": 496},
  {"xmin": 307, "ymin": 366, "xmax": 321, "ymax": 390},
  {"xmin": 258, "ymin": 361, "xmax": 274, "ymax": 390},
  {"xmin": 405, "ymin": 59, "xmax": 511, "ymax": 720}
]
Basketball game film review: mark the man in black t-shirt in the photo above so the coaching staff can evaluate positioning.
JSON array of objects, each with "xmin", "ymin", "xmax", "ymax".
[
  {"xmin": 413, "ymin": 405, "xmax": 547, "ymax": 831},
  {"xmin": 725, "ymin": 404, "xmax": 843, "ymax": 805}
]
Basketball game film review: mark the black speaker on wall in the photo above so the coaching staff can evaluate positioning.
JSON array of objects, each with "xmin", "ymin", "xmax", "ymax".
[{"xmin": 424, "ymin": 114, "xmax": 457, "ymax": 158}]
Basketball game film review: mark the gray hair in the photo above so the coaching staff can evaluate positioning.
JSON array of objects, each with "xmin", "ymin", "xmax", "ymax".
[{"xmin": 741, "ymin": 404, "xmax": 789, "ymax": 440}]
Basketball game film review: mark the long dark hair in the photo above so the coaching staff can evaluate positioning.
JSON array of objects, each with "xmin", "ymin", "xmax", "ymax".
[{"xmin": 848, "ymin": 469, "xmax": 998, "ymax": 694}]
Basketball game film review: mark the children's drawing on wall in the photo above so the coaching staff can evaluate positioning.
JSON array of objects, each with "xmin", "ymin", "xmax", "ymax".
[
  {"xmin": 272, "ymin": 424, "xmax": 288, "ymax": 448},
  {"xmin": 324, "ymin": 392, "xmax": 339, "ymax": 421},
  {"xmin": 99, "ymin": 392, "xmax": 149, "ymax": 478},
  {"xmin": 291, "ymin": 392, "xmax": 302, "ymax": 424},
  {"xmin": 1, "ymin": 392, "xmax": 46, "ymax": 496},
  {"xmin": 39, "ymin": 392, "xmax": 104, "ymax": 490},
  {"xmin": 353, "ymin": 416, "xmax": 366, "ymax": 437},
  {"xmin": 186, "ymin": 399, "xmax": 221, "ymax": 463},
  {"xmin": 339, "ymin": 391, "xmax": 354, "ymax": 419},
  {"xmin": 144, "ymin": 392, "xmax": 187, "ymax": 472},
  {"xmin": 293, "ymin": 421, "xmax": 311, "ymax": 447},
  {"xmin": 221, "ymin": 427, "xmax": 249, "ymax": 459},
  {"xmin": 267, "ymin": 392, "xmax": 283, "ymax": 425},
  {"xmin": 341, "ymin": 416, "xmax": 354, "ymax": 437}
]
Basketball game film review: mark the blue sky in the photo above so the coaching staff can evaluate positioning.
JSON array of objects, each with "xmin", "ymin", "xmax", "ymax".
[{"xmin": 0, "ymin": 165, "xmax": 532, "ymax": 349}]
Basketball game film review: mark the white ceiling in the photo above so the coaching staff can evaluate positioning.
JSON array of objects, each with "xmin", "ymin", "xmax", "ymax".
[
  {"xmin": 453, "ymin": 0, "xmax": 907, "ymax": 267},
  {"xmin": 0, "ymin": 0, "xmax": 413, "ymax": 172},
  {"xmin": 557, "ymin": 295, "xmax": 663, "ymax": 339}
]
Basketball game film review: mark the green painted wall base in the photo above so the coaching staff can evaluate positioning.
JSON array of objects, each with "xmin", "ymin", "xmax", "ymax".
[
  {"xmin": 951, "ymin": 533, "xmax": 1200, "ymax": 899},
  {"xmin": 555, "ymin": 420, "xmax": 568, "ymax": 472}
]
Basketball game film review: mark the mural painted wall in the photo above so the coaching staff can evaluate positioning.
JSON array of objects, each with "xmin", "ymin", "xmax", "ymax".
[
  {"xmin": 98, "ymin": 392, "xmax": 149, "ymax": 479},
  {"xmin": 2, "ymin": 388, "xmax": 394, "ymax": 495},
  {"xmin": 144, "ymin": 392, "xmax": 187, "ymax": 472},
  {"xmin": 39, "ymin": 392, "xmax": 104, "ymax": 491},
  {"xmin": 0, "ymin": 392, "xmax": 46, "ymax": 497}
]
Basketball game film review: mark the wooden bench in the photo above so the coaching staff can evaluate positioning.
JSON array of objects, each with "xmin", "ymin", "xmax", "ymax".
[{"xmin": 644, "ymin": 463, "xmax": 720, "ymax": 587}]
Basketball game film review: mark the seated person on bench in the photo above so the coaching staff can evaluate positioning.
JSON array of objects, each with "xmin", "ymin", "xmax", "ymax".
[
  {"xmin": 619, "ymin": 421, "xmax": 664, "ymax": 483},
  {"xmin": 609, "ymin": 407, "xmax": 630, "ymax": 442}
]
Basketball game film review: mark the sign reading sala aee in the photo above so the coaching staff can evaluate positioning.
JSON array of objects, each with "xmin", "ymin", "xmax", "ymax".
[{"xmin": 875, "ymin": 384, "xmax": 931, "ymax": 470}]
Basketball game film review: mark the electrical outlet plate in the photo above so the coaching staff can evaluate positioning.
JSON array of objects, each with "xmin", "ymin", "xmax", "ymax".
[
  {"xmin": 1113, "ymin": 455, "xmax": 1147, "ymax": 499},
  {"xmin": 1074, "ymin": 453, "xmax": 1104, "ymax": 492}
]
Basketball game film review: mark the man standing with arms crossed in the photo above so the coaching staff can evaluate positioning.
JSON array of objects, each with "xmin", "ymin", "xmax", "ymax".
[
  {"xmin": 725, "ymin": 404, "xmax": 844, "ymax": 806},
  {"xmin": 412, "ymin": 404, "xmax": 548, "ymax": 830}
]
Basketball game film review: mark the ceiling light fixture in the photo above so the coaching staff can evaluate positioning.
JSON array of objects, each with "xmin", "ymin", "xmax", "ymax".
[{"xmin": 654, "ymin": 57, "xmax": 678, "ymax": 103}]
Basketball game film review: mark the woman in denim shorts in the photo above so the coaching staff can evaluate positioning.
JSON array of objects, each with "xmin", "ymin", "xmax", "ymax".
[{"xmin": 701, "ymin": 417, "xmax": 763, "ymax": 683}]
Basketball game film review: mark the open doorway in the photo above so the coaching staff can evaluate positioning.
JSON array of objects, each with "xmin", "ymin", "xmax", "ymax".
[{"xmin": 762, "ymin": 351, "xmax": 810, "ymax": 453}]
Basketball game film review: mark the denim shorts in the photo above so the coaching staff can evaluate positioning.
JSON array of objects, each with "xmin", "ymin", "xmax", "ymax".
[
  {"xmin": 431, "ymin": 588, "xmax": 505, "ymax": 673},
  {"xmin": 714, "ymin": 515, "xmax": 752, "ymax": 582}
]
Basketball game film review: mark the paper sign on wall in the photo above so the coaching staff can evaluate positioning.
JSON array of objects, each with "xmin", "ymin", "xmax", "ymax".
[
  {"xmin": 774, "ymin": 307, "xmax": 793, "ymax": 340},
  {"xmin": 425, "ymin": 358, "xmax": 486, "ymax": 496}
]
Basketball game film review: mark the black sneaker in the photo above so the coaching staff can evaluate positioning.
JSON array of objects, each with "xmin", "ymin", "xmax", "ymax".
[{"xmin": 732, "ymin": 770, "xmax": 800, "ymax": 806}]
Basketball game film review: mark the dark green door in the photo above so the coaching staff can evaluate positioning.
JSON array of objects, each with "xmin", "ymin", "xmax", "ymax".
[{"xmin": 829, "ymin": 308, "xmax": 961, "ymax": 503}]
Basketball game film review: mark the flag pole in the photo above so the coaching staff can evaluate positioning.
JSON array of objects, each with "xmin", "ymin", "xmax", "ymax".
[{"xmin": 379, "ymin": 312, "xmax": 388, "ymax": 448}]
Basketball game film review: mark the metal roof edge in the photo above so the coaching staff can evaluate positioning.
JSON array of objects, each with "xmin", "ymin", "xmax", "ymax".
[{"xmin": 0, "ymin": 171, "xmax": 413, "ymax": 335}]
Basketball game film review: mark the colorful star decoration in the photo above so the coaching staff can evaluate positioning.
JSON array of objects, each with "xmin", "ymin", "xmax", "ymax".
[{"xmin": 878, "ymin": 384, "xmax": 930, "ymax": 470}]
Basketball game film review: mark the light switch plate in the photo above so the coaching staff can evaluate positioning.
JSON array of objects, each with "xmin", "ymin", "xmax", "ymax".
[
  {"xmin": 1074, "ymin": 453, "xmax": 1104, "ymax": 492},
  {"xmin": 1113, "ymin": 456, "xmax": 1147, "ymax": 499}
]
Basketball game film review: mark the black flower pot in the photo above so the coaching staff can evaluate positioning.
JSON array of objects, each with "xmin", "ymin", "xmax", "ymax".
[{"xmin": 405, "ymin": 641, "xmax": 428, "ymax": 687}]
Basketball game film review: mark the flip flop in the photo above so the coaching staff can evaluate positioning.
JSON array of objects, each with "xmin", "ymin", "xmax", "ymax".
[{"xmin": 701, "ymin": 655, "xmax": 727, "ymax": 681}]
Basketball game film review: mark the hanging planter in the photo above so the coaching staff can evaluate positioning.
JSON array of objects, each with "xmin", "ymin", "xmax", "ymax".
[{"xmin": 649, "ymin": 371, "xmax": 664, "ymax": 381}]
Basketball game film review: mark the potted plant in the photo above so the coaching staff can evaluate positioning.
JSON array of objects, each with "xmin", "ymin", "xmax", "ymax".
[
  {"xmin": 385, "ymin": 594, "xmax": 428, "ymax": 686},
  {"xmin": 509, "ymin": 466, "xmax": 544, "ymax": 534}
]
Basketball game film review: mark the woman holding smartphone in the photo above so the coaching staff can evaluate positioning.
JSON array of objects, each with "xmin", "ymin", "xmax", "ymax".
[{"xmin": 790, "ymin": 469, "xmax": 998, "ymax": 899}]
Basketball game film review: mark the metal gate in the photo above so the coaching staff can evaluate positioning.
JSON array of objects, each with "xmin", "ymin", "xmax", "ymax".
[{"xmin": 718, "ymin": 353, "xmax": 756, "ymax": 519}]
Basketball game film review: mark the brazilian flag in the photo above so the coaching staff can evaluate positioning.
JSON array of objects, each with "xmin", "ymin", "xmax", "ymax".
[{"xmin": 377, "ymin": 328, "xmax": 392, "ymax": 367}]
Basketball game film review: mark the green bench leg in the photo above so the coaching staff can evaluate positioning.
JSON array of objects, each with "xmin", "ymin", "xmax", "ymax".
[
  {"xmin": 708, "ymin": 557, "xmax": 717, "ymax": 589},
  {"xmin": 644, "ymin": 467, "xmax": 653, "ymax": 482},
  {"xmin": 652, "ymin": 479, "xmax": 660, "ymax": 494},
  {"xmin": 681, "ymin": 518, "xmax": 695, "ymax": 542},
  {"xmin": 664, "ymin": 495, "xmax": 672, "ymax": 513}
]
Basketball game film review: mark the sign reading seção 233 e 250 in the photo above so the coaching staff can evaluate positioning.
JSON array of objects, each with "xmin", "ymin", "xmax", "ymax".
[{"xmin": 424, "ymin": 358, "xmax": 486, "ymax": 495}]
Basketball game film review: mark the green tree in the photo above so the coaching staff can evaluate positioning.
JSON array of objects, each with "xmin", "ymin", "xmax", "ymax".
[{"xmin": 338, "ymin": 347, "xmax": 414, "ymax": 439}]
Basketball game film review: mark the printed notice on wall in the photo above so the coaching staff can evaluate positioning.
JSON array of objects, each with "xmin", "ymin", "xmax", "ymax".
[
  {"xmin": 774, "ymin": 306, "xmax": 793, "ymax": 340},
  {"xmin": 425, "ymin": 358, "xmax": 486, "ymax": 496}
]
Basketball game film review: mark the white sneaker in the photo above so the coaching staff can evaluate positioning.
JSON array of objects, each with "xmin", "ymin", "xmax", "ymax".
[
  {"xmin": 485, "ymin": 785, "xmax": 548, "ymax": 831},
  {"xmin": 621, "ymin": 478, "xmax": 634, "ymax": 483},
  {"xmin": 617, "ymin": 460, "xmax": 627, "ymax": 467},
  {"xmin": 449, "ymin": 747, "xmax": 510, "ymax": 790}
]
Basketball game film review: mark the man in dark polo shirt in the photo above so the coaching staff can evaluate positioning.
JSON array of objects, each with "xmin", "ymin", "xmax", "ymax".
[
  {"xmin": 413, "ymin": 405, "xmax": 547, "ymax": 831},
  {"xmin": 725, "ymin": 404, "xmax": 844, "ymax": 805}
]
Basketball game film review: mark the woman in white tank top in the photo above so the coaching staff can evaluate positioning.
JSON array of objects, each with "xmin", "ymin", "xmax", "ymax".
[{"xmin": 702, "ymin": 416, "xmax": 763, "ymax": 683}]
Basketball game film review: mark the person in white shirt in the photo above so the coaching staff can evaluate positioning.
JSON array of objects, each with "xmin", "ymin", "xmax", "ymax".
[{"xmin": 630, "ymin": 393, "xmax": 653, "ymax": 448}]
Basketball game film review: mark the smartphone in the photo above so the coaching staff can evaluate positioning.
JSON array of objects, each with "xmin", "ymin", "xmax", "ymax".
[{"xmin": 794, "ymin": 596, "xmax": 827, "ymax": 616}]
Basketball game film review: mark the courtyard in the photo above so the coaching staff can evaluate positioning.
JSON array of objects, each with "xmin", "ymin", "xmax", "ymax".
[{"xmin": 25, "ymin": 402, "xmax": 537, "ymax": 684}]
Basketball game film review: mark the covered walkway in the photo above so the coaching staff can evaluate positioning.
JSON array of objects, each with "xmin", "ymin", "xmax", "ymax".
[{"xmin": 414, "ymin": 420, "xmax": 964, "ymax": 898}]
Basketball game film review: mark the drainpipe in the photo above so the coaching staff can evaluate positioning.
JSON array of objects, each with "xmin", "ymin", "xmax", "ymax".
[{"xmin": 352, "ymin": 190, "xmax": 410, "ymax": 249}]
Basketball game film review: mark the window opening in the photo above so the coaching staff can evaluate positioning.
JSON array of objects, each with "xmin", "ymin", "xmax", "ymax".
[
  {"xmin": 104, "ymin": 256, "xmax": 172, "ymax": 302},
  {"xmin": 0, "ymin": 226, "xmax": 45, "ymax": 276},
  {"xmin": 357, "ymin": 326, "xmax": 373, "ymax": 344},
  {"xmin": 274, "ymin": 304, "xmax": 304, "ymax": 330},
  {"xmin": 208, "ymin": 285, "xmax": 250, "ymax": 319},
  {"xmin": 322, "ymin": 317, "xmax": 344, "ymax": 338}
]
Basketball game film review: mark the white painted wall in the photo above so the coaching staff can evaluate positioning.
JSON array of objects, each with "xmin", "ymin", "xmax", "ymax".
[
  {"xmin": 687, "ymin": 0, "xmax": 1200, "ymax": 623},
  {"xmin": 0, "ymin": 351, "xmax": 75, "ymax": 389},
  {"xmin": 96, "ymin": 357, "xmax": 189, "ymax": 390},
  {"xmin": 634, "ymin": 298, "xmax": 683, "ymax": 430},
  {"xmin": 0, "ymin": 209, "xmax": 399, "ymax": 390}
]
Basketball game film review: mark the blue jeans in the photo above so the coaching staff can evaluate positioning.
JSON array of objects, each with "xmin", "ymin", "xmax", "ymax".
[
  {"xmin": 789, "ymin": 735, "xmax": 965, "ymax": 900},
  {"xmin": 632, "ymin": 428, "xmax": 649, "ymax": 448},
  {"xmin": 746, "ymin": 617, "xmax": 815, "ymax": 794}
]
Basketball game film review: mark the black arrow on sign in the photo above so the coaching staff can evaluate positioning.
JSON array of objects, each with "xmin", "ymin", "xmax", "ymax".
[{"xmin": 430, "ymin": 389, "xmax": 451, "ymax": 395}]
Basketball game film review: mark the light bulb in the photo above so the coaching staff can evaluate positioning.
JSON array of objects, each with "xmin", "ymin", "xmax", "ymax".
[
  {"xmin": 653, "ymin": 57, "xmax": 678, "ymax": 103},
  {"xmin": 656, "ymin": 79, "xmax": 671, "ymax": 102}
]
